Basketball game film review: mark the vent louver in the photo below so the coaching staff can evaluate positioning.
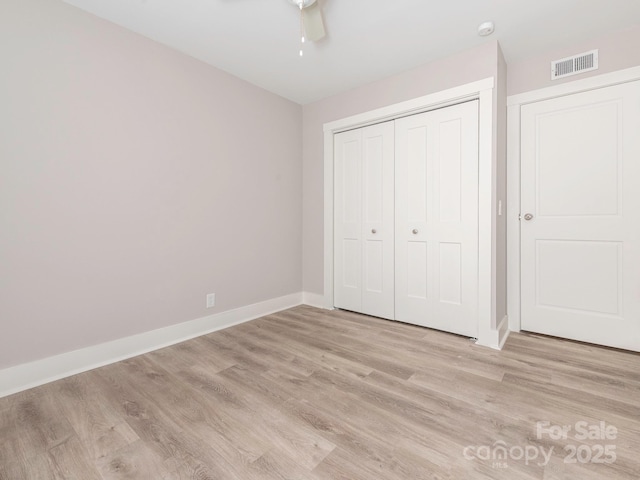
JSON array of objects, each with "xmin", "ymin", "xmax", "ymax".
[{"xmin": 551, "ymin": 50, "xmax": 598, "ymax": 80}]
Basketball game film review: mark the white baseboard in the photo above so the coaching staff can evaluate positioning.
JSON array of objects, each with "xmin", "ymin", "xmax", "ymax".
[
  {"xmin": 0, "ymin": 292, "xmax": 303, "ymax": 399},
  {"xmin": 302, "ymin": 291, "xmax": 327, "ymax": 309},
  {"xmin": 497, "ymin": 315, "xmax": 510, "ymax": 349},
  {"xmin": 476, "ymin": 315, "xmax": 510, "ymax": 350}
]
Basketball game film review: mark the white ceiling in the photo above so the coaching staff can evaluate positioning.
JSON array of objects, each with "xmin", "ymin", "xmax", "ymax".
[{"xmin": 63, "ymin": 0, "xmax": 640, "ymax": 104}]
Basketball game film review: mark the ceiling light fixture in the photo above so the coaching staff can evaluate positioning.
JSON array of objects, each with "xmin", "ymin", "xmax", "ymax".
[
  {"xmin": 288, "ymin": 0, "xmax": 326, "ymax": 57},
  {"xmin": 299, "ymin": 2, "xmax": 304, "ymax": 56},
  {"xmin": 477, "ymin": 21, "xmax": 495, "ymax": 37}
]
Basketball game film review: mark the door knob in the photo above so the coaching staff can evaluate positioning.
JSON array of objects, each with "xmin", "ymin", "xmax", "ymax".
[
  {"xmin": 523, "ymin": 213, "xmax": 534, "ymax": 221},
  {"xmin": 412, "ymin": 229, "xmax": 419, "ymax": 234},
  {"xmin": 371, "ymin": 229, "xmax": 377, "ymax": 234}
]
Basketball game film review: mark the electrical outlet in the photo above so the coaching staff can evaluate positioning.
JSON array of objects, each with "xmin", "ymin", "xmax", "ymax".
[{"xmin": 206, "ymin": 293, "xmax": 216, "ymax": 308}]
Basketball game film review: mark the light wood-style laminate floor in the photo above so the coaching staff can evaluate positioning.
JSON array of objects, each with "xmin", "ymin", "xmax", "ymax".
[{"xmin": 1, "ymin": 305, "xmax": 639, "ymax": 479}]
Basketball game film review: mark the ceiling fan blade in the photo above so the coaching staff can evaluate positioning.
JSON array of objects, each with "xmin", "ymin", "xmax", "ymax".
[{"xmin": 302, "ymin": 2, "xmax": 325, "ymax": 42}]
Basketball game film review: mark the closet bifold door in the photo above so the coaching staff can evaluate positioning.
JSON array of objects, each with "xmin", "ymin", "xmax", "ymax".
[
  {"xmin": 394, "ymin": 101, "xmax": 479, "ymax": 337},
  {"xmin": 334, "ymin": 122, "xmax": 395, "ymax": 320}
]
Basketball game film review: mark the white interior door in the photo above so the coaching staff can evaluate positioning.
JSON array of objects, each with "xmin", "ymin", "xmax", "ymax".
[
  {"xmin": 334, "ymin": 122, "xmax": 394, "ymax": 319},
  {"xmin": 521, "ymin": 81, "xmax": 640, "ymax": 351},
  {"xmin": 395, "ymin": 101, "xmax": 479, "ymax": 337}
]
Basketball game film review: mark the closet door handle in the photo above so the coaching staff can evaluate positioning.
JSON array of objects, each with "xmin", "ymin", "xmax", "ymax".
[
  {"xmin": 371, "ymin": 229, "xmax": 377, "ymax": 234},
  {"xmin": 412, "ymin": 229, "xmax": 419, "ymax": 234}
]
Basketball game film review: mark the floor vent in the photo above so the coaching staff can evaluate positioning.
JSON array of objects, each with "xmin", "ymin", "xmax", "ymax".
[{"xmin": 551, "ymin": 49, "xmax": 598, "ymax": 80}]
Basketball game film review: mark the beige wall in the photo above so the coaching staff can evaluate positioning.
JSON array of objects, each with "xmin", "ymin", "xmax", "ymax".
[
  {"xmin": 496, "ymin": 44, "xmax": 508, "ymax": 326},
  {"xmin": 508, "ymin": 25, "xmax": 640, "ymax": 96},
  {"xmin": 0, "ymin": 0, "xmax": 302, "ymax": 369}
]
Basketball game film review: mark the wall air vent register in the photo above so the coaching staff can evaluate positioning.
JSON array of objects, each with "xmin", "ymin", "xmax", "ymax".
[{"xmin": 551, "ymin": 49, "xmax": 599, "ymax": 80}]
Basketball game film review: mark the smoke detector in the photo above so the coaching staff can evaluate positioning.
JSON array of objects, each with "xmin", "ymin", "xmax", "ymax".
[{"xmin": 478, "ymin": 21, "xmax": 495, "ymax": 37}]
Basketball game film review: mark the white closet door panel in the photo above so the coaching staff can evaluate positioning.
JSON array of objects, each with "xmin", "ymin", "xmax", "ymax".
[
  {"xmin": 334, "ymin": 122, "xmax": 394, "ymax": 319},
  {"xmin": 438, "ymin": 119, "xmax": 463, "ymax": 223},
  {"xmin": 395, "ymin": 101, "xmax": 479, "ymax": 336},
  {"xmin": 395, "ymin": 114, "xmax": 433, "ymax": 323},
  {"xmin": 521, "ymin": 81, "xmax": 640, "ymax": 351},
  {"xmin": 406, "ymin": 125, "xmax": 430, "ymax": 224},
  {"xmin": 361, "ymin": 122, "xmax": 395, "ymax": 319},
  {"xmin": 431, "ymin": 103, "xmax": 479, "ymax": 336},
  {"xmin": 334, "ymin": 129, "xmax": 362, "ymax": 312},
  {"xmin": 439, "ymin": 242, "xmax": 462, "ymax": 304},
  {"xmin": 406, "ymin": 240, "xmax": 429, "ymax": 299}
]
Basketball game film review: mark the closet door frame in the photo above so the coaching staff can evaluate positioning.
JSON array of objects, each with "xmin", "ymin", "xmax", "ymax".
[{"xmin": 323, "ymin": 77, "xmax": 502, "ymax": 349}]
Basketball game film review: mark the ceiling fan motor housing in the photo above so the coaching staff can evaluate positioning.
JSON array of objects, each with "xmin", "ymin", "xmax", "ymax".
[{"xmin": 288, "ymin": 0, "xmax": 317, "ymax": 8}]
